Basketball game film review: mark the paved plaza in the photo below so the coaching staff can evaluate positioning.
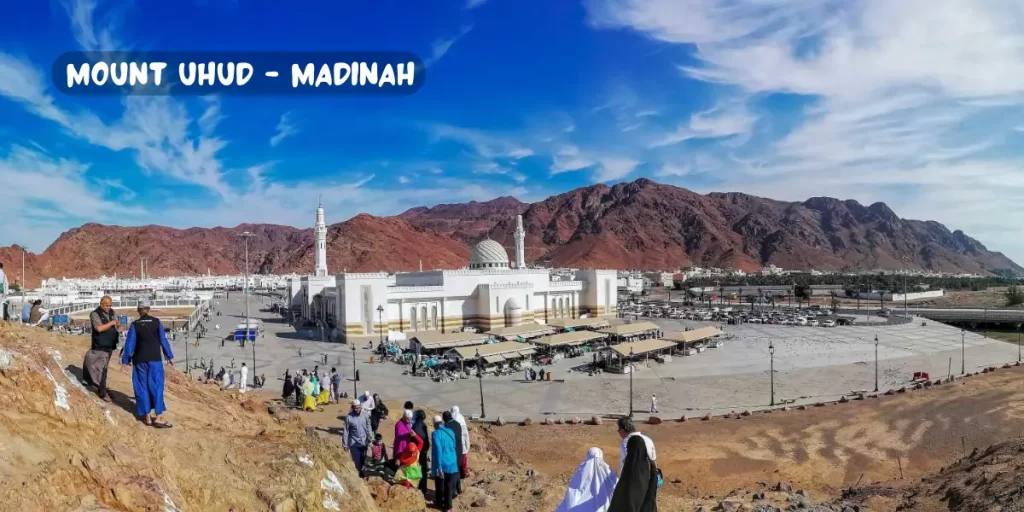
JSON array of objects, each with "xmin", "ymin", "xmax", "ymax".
[{"xmin": 165, "ymin": 294, "xmax": 1023, "ymax": 421}]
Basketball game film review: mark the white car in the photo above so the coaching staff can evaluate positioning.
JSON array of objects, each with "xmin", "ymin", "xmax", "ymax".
[
  {"xmin": 822, "ymin": 320, "xmax": 837, "ymax": 328},
  {"xmin": 807, "ymin": 319, "xmax": 819, "ymax": 327}
]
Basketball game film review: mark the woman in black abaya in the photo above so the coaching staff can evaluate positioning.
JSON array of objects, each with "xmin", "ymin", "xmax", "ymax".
[{"xmin": 608, "ymin": 434, "xmax": 658, "ymax": 512}]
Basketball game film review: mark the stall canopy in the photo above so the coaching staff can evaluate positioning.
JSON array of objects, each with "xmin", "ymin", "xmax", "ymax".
[
  {"xmin": 486, "ymin": 323, "xmax": 556, "ymax": 341},
  {"xmin": 408, "ymin": 331, "xmax": 489, "ymax": 352},
  {"xmin": 532, "ymin": 330, "xmax": 607, "ymax": 348},
  {"xmin": 596, "ymin": 321, "xmax": 660, "ymax": 337},
  {"xmin": 661, "ymin": 326, "xmax": 723, "ymax": 345},
  {"xmin": 609, "ymin": 339, "xmax": 677, "ymax": 357},
  {"xmin": 451, "ymin": 341, "xmax": 537, "ymax": 362},
  {"xmin": 545, "ymin": 317, "xmax": 612, "ymax": 330}
]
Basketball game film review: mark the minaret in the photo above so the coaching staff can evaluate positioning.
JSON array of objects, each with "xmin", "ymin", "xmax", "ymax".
[
  {"xmin": 514, "ymin": 214, "xmax": 526, "ymax": 269},
  {"xmin": 314, "ymin": 197, "xmax": 328, "ymax": 277}
]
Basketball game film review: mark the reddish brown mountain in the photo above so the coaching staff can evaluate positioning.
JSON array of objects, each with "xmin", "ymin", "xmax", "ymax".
[
  {"xmin": 401, "ymin": 179, "xmax": 1020, "ymax": 275},
  {"xmin": 4, "ymin": 179, "xmax": 1018, "ymax": 284}
]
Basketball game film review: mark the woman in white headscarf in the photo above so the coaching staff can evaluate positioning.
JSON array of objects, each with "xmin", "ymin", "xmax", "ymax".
[
  {"xmin": 555, "ymin": 447, "xmax": 617, "ymax": 512},
  {"xmin": 362, "ymin": 391, "xmax": 375, "ymax": 411},
  {"xmin": 450, "ymin": 405, "xmax": 471, "ymax": 477}
]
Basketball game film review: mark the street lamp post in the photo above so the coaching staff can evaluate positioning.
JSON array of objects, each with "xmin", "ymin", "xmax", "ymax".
[
  {"xmin": 376, "ymin": 305, "xmax": 384, "ymax": 348},
  {"xmin": 240, "ymin": 231, "xmax": 256, "ymax": 387},
  {"xmin": 351, "ymin": 343, "xmax": 357, "ymax": 398},
  {"xmin": 961, "ymin": 329, "xmax": 966, "ymax": 375},
  {"xmin": 1017, "ymin": 324, "xmax": 1021, "ymax": 363},
  {"xmin": 874, "ymin": 335, "xmax": 879, "ymax": 392},
  {"xmin": 628, "ymin": 347, "xmax": 634, "ymax": 418},
  {"xmin": 769, "ymin": 341, "xmax": 776, "ymax": 406},
  {"xmin": 476, "ymin": 349, "xmax": 486, "ymax": 418}
]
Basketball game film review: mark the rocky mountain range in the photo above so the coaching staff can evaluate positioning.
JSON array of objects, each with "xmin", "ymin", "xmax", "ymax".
[{"xmin": 2, "ymin": 179, "xmax": 1018, "ymax": 287}]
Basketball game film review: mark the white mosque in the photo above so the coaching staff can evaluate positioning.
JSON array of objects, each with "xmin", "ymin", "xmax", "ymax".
[{"xmin": 287, "ymin": 205, "xmax": 618, "ymax": 342}]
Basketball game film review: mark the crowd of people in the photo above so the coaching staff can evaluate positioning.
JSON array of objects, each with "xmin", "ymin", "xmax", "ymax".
[
  {"xmin": 341, "ymin": 397, "xmax": 471, "ymax": 512},
  {"xmin": 281, "ymin": 366, "xmax": 348, "ymax": 411}
]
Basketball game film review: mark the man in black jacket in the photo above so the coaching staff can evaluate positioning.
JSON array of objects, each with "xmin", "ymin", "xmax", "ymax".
[
  {"xmin": 83, "ymin": 296, "xmax": 119, "ymax": 401},
  {"xmin": 121, "ymin": 298, "xmax": 175, "ymax": 428}
]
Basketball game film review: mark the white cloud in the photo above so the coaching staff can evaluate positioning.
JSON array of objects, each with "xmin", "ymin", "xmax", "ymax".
[
  {"xmin": 654, "ymin": 164, "xmax": 691, "ymax": 178},
  {"xmin": 398, "ymin": 175, "xmax": 410, "ymax": 184},
  {"xmin": 270, "ymin": 112, "xmax": 299, "ymax": 147},
  {"xmin": 58, "ymin": 0, "xmax": 120, "ymax": 52},
  {"xmin": 550, "ymin": 145, "xmax": 596, "ymax": 174},
  {"xmin": 651, "ymin": 102, "xmax": 757, "ymax": 147},
  {"xmin": 585, "ymin": 0, "xmax": 1024, "ymax": 262},
  {"xmin": 472, "ymin": 161, "xmax": 527, "ymax": 183},
  {"xmin": 593, "ymin": 157, "xmax": 641, "ymax": 182},
  {"xmin": 465, "ymin": 0, "xmax": 490, "ymax": 9},
  {"xmin": 197, "ymin": 96, "xmax": 223, "ymax": 136},
  {"xmin": 429, "ymin": 124, "xmax": 534, "ymax": 160},
  {"xmin": 425, "ymin": 25, "xmax": 474, "ymax": 67},
  {"xmin": 0, "ymin": 146, "xmax": 145, "ymax": 251}
]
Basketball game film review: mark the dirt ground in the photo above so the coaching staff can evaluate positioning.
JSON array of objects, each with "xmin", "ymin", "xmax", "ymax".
[
  {"xmin": 903, "ymin": 287, "xmax": 1021, "ymax": 309},
  {"xmin": 0, "ymin": 322, "xmax": 377, "ymax": 512},
  {"xmin": 483, "ymin": 364, "xmax": 1024, "ymax": 509}
]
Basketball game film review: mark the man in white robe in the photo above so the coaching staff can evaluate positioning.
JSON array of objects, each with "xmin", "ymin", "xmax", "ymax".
[{"xmin": 239, "ymin": 363, "xmax": 249, "ymax": 394}]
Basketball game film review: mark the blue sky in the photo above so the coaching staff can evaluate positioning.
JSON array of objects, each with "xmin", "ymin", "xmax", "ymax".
[{"xmin": 2, "ymin": 0, "xmax": 1024, "ymax": 263}]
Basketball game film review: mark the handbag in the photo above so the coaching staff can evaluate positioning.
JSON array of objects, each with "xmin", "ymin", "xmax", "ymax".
[{"xmin": 655, "ymin": 466, "xmax": 664, "ymax": 488}]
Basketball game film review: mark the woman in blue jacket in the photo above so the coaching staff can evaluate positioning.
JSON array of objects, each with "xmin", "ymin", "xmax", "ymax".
[{"xmin": 430, "ymin": 415, "xmax": 460, "ymax": 512}]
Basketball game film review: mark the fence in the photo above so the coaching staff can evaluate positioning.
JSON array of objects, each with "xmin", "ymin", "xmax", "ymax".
[{"xmin": 3, "ymin": 298, "xmax": 208, "ymax": 330}]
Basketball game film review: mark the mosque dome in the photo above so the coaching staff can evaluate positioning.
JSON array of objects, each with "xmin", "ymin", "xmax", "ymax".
[{"xmin": 469, "ymin": 238, "xmax": 510, "ymax": 269}]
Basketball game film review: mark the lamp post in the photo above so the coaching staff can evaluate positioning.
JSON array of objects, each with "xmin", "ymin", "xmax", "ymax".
[
  {"xmin": 628, "ymin": 347, "xmax": 634, "ymax": 418},
  {"xmin": 351, "ymin": 343, "xmax": 358, "ymax": 398},
  {"xmin": 239, "ymin": 231, "xmax": 256, "ymax": 387},
  {"xmin": 874, "ymin": 335, "xmax": 879, "ymax": 392},
  {"xmin": 1017, "ymin": 323, "xmax": 1021, "ymax": 363},
  {"xmin": 476, "ymin": 349, "xmax": 486, "ymax": 418},
  {"xmin": 769, "ymin": 341, "xmax": 776, "ymax": 406},
  {"xmin": 376, "ymin": 305, "xmax": 384, "ymax": 348},
  {"xmin": 961, "ymin": 329, "xmax": 966, "ymax": 375}
]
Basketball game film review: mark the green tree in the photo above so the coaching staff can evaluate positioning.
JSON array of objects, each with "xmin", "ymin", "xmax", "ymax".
[
  {"xmin": 794, "ymin": 284, "xmax": 812, "ymax": 307},
  {"xmin": 1006, "ymin": 285, "xmax": 1024, "ymax": 306},
  {"xmin": 9, "ymin": 283, "xmax": 20, "ymax": 292}
]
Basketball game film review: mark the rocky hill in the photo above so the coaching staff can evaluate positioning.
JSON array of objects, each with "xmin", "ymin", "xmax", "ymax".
[
  {"xmin": 0, "ymin": 322, "xmax": 376, "ymax": 511},
  {"xmin": 4, "ymin": 179, "xmax": 1018, "ymax": 285}
]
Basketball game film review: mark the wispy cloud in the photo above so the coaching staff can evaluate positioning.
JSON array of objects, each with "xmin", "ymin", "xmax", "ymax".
[
  {"xmin": 0, "ymin": 146, "xmax": 145, "ymax": 250},
  {"xmin": 465, "ymin": 0, "xmax": 490, "ymax": 9},
  {"xmin": 270, "ymin": 112, "xmax": 299, "ymax": 147},
  {"xmin": 650, "ymin": 101, "xmax": 757, "ymax": 147},
  {"xmin": 58, "ymin": 0, "xmax": 120, "ymax": 52},
  {"xmin": 584, "ymin": 0, "xmax": 1024, "ymax": 260},
  {"xmin": 593, "ymin": 157, "xmax": 641, "ymax": 182},
  {"xmin": 424, "ymin": 25, "xmax": 474, "ymax": 67},
  {"xmin": 429, "ymin": 123, "xmax": 534, "ymax": 160},
  {"xmin": 550, "ymin": 145, "xmax": 596, "ymax": 174}
]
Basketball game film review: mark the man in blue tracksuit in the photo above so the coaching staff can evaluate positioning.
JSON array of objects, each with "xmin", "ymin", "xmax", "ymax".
[{"xmin": 120, "ymin": 298, "xmax": 175, "ymax": 428}]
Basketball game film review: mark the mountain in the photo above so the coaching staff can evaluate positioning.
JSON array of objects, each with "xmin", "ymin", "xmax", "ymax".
[
  {"xmin": 400, "ymin": 179, "xmax": 1020, "ymax": 275},
  {"xmin": 4, "ymin": 179, "xmax": 1019, "ymax": 285}
]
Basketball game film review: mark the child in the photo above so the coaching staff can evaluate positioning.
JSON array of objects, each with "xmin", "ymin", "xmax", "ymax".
[{"xmin": 369, "ymin": 433, "xmax": 389, "ymax": 467}]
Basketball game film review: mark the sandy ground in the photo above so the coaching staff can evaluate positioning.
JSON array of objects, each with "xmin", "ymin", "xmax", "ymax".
[
  {"xmin": 0, "ymin": 322, "xmax": 377, "ymax": 512},
  {"xmin": 485, "ymin": 364, "xmax": 1024, "ymax": 508},
  {"xmin": 911, "ymin": 287, "xmax": 1023, "ymax": 309}
]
